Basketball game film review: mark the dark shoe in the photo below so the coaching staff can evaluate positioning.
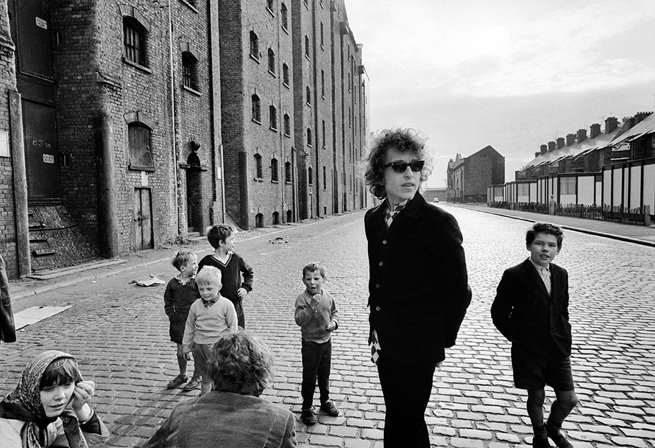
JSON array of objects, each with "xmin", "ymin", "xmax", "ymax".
[
  {"xmin": 166, "ymin": 374, "xmax": 188, "ymax": 389},
  {"xmin": 181, "ymin": 378, "xmax": 201, "ymax": 392},
  {"xmin": 532, "ymin": 434, "xmax": 551, "ymax": 448},
  {"xmin": 320, "ymin": 400, "xmax": 340, "ymax": 416},
  {"xmin": 301, "ymin": 407, "xmax": 317, "ymax": 425},
  {"xmin": 546, "ymin": 422, "xmax": 573, "ymax": 448}
]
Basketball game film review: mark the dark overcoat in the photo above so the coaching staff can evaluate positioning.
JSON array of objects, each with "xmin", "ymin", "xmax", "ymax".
[
  {"xmin": 491, "ymin": 259, "xmax": 572, "ymax": 358},
  {"xmin": 0, "ymin": 255, "xmax": 16, "ymax": 343},
  {"xmin": 365, "ymin": 193, "xmax": 471, "ymax": 365}
]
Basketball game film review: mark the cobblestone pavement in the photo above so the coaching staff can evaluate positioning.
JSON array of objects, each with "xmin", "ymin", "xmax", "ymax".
[{"xmin": 1, "ymin": 204, "xmax": 654, "ymax": 447}]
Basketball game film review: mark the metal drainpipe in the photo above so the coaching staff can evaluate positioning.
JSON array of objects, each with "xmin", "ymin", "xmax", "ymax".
[
  {"xmin": 219, "ymin": 144, "xmax": 226, "ymax": 222},
  {"xmin": 276, "ymin": 1, "xmax": 285, "ymax": 221},
  {"xmin": 311, "ymin": 0, "xmax": 320, "ymax": 217},
  {"xmin": 167, "ymin": 0, "xmax": 180, "ymax": 235}
]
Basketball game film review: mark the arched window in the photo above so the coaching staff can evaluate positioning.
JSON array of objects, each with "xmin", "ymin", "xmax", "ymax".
[
  {"xmin": 249, "ymin": 31, "xmax": 259, "ymax": 59},
  {"xmin": 269, "ymin": 105, "xmax": 277, "ymax": 130},
  {"xmin": 128, "ymin": 123, "xmax": 154, "ymax": 171},
  {"xmin": 308, "ymin": 167, "xmax": 313, "ymax": 185},
  {"xmin": 306, "ymin": 86, "xmax": 311, "ymax": 105},
  {"xmin": 251, "ymin": 95, "xmax": 261, "ymax": 122},
  {"xmin": 268, "ymin": 48, "xmax": 276, "ymax": 74},
  {"xmin": 271, "ymin": 158, "xmax": 279, "ymax": 182},
  {"xmin": 307, "ymin": 128, "xmax": 312, "ymax": 147},
  {"xmin": 272, "ymin": 211, "xmax": 280, "ymax": 225},
  {"xmin": 323, "ymin": 166, "xmax": 327, "ymax": 190},
  {"xmin": 255, "ymin": 213, "xmax": 264, "ymax": 228},
  {"xmin": 254, "ymin": 153, "xmax": 263, "ymax": 179},
  {"xmin": 182, "ymin": 52, "xmax": 198, "ymax": 90},
  {"xmin": 123, "ymin": 18, "xmax": 147, "ymax": 66},
  {"xmin": 283, "ymin": 113, "xmax": 290, "ymax": 136},
  {"xmin": 266, "ymin": 0, "xmax": 274, "ymax": 12},
  {"xmin": 282, "ymin": 63, "xmax": 290, "ymax": 86},
  {"xmin": 281, "ymin": 3, "xmax": 289, "ymax": 30},
  {"xmin": 321, "ymin": 70, "xmax": 325, "ymax": 97},
  {"xmin": 304, "ymin": 35, "xmax": 310, "ymax": 58},
  {"xmin": 285, "ymin": 161, "xmax": 292, "ymax": 183}
]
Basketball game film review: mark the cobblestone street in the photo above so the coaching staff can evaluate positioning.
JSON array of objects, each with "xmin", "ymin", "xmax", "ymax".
[{"xmin": 1, "ymin": 204, "xmax": 654, "ymax": 447}]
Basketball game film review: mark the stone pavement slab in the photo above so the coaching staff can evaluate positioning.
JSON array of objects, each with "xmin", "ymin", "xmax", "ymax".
[{"xmin": 1, "ymin": 205, "xmax": 654, "ymax": 447}]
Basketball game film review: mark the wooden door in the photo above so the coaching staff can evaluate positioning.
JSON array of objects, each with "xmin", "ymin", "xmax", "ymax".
[{"xmin": 133, "ymin": 188, "xmax": 153, "ymax": 250}]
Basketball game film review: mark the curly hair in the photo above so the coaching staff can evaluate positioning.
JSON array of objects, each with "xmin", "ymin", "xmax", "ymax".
[
  {"xmin": 526, "ymin": 222, "xmax": 564, "ymax": 249},
  {"xmin": 207, "ymin": 224, "xmax": 234, "ymax": 249},
  {"xmin": 206, "ymin": 332, "xmax": 273, "ymax": 396},
  {"xmin": 364, "ymin": 128, "xmax": 430, "ymax": 199},
  {"xmin": 172, "ymin": 249, "xmax": 197, "ymax": 271}
]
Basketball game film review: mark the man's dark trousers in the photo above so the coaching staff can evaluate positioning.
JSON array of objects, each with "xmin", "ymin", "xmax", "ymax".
[
  {"xmin": 301, "ymin": 339, "xmax": 332, "ymax": 408},
  {"xmin": 377, "ymin": 353, "xmax": 436, "ymax": 448}
]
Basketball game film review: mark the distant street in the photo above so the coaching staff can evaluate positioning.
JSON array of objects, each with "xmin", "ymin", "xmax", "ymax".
[{"xmin": 1, "ymin": 204, "xmax": 654, "ymax": 448}]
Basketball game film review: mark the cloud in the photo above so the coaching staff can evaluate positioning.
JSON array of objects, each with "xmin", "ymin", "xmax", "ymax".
[{"xmin": 353, "ymin": 0, "xmax": 655, "ymax": 99}]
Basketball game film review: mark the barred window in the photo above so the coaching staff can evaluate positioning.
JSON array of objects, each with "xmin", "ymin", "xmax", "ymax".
[
  {"xmin": 283, "ymin": 114, "xmax": 291, "ymax": 136},
  {"xmin": 124, "ymin": 18, "xmax": 146, "ymax": 66},
  {"xmin": 182, "ymin": 52, "xmax": 198, "ymax": 90}
]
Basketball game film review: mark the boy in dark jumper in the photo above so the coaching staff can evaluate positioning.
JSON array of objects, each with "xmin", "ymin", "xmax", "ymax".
[
  {"xmin": 491, "ymin": 223, "xmax": 578, "ymax": 448},
  {"xmin": 198, "ymin": 224, "xmax": 254, "ymax": 329}
]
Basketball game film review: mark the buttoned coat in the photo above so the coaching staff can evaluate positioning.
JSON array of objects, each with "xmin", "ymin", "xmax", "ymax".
[
  {"xmin": 365, "ymin": 193, "xmax": 471, "ymax": 365},
  {"xmin": 491, "ymin": 259, "xmax": 572, "ymax": 357}
]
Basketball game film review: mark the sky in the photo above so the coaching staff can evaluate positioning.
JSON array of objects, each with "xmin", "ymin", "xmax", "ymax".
[{"xmin": 345, "ymin": 0, "xmax": 655, "ymax": 187}]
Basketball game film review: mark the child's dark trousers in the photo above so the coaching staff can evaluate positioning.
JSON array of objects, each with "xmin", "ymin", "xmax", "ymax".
[{"xmin": 301, "ymin": 339, "xmax": 332, "ymax": 409}]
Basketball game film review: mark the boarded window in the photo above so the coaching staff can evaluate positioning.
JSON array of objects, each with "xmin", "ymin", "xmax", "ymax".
[{"xmin": 128, "ymin": 123, "xmax": 154, "ymax": 171}]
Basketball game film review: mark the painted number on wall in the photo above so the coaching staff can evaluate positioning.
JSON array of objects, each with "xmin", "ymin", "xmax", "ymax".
[{"xmin": 43, "ymin": 154, "xmax": 55, "ymax": 164}]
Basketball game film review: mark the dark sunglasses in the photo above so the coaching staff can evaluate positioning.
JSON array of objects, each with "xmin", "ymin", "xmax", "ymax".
[{"xmin": 383, "ymin": 160, "xmax": 425, "ymax": 173}]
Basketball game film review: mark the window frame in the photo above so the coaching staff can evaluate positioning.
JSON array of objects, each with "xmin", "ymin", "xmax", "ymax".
[
  {"xmin": 249, "ymin": 31, "xmax": 260, "ymax": 61},
  {"xmin": 254, "ymin": 153, "xmax": 263, "ymax": 180},
  {"xmin": 127, "ymin": 122, "xmax": 155, "ymax": 172},
  {"xmin": 123, "ymin": 18, "xmax": 147, "ymax": 68},
  {"xmin": 251, "ymin": 94, "xmax": 261, "ymax": 123},
  {"xmin": 267, "ymin": 48, "xmax": 276, "ymax": 75},
  {"xmin": 269, "ymin": 105, "xmax": 278, "ymax": 131}
]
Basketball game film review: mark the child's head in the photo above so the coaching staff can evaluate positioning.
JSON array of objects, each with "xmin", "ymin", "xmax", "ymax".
[
  {"xmin": 172, "ymin": 249, "xmax": 198, "ymax": 276},
  {"xmin": 526, "ymin": 222, "xmax": 563, "ymax": 267},
  {"xmin": 40, "ymin": 357, "xmax": 82, "ymax": 390},
  {"xmin": 39, "ymin": 355, "xmax": 82, "ymax": 418},
  {"xmin": 302, "ymin": 262, "xmax": 326, "ymax": 295},
  {"xmin": 207, "ymin": 224, "xmax": 235, "ymax": 250},
  {"xmin": 196, "ymin": 266, "xmax": 222, "ymax": 301}
]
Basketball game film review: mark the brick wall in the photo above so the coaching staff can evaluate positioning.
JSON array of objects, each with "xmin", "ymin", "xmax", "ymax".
[{"xmin": 0, "ymin": 11, "xmax": 17, "ymax": 277}]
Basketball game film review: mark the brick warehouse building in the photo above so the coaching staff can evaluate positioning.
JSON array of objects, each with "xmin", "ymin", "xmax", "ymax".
[
  {"xmin": 220, "ymin": 0, "xmax": 368, "ymax": 228},
  {"xmin": 0, "ymin": 0, "xmax": 366, "ymax": 278},
  {"xmin": 447, "ymin": 145, "xmax": 505, "ymax": 203}
]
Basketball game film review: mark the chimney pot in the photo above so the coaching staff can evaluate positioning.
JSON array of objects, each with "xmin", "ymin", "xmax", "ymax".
[
  {"xmin": 635, "ymin": 111, "xmax": 653, "ymax": 124},
  {"xmin": 605, "ymin": 117, "xmax": 618, "ymax": 133},
  {"xmin": 590, "ymin": 123, "xmax": 601, "ymax": 139},
  {"xmin": 556, "ymin": 137, "xmax": 565, "ymax": 149}
]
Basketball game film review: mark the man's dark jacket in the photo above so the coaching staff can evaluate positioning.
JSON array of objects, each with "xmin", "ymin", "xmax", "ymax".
[
  {"xmin": 365, "ymin": 193, "xmax": 471, "ymax": 365},
  {"xmin": 491, "ymin": 259, "xmax": 572, "ymax": 357},
  {"xmin": 0, "ymin": 255, "xmax": 16, "ymax": 343}
]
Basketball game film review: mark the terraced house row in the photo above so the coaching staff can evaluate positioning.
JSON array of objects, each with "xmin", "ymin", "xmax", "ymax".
[{"xmin": 0, "ymin": 0, "xmax": 369, "ymax": 279}]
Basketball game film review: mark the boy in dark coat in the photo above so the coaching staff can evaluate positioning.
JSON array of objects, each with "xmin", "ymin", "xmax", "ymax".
[{"xmin": 491, "ymin": 223, "xmax": 578, "ymax": 448}]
